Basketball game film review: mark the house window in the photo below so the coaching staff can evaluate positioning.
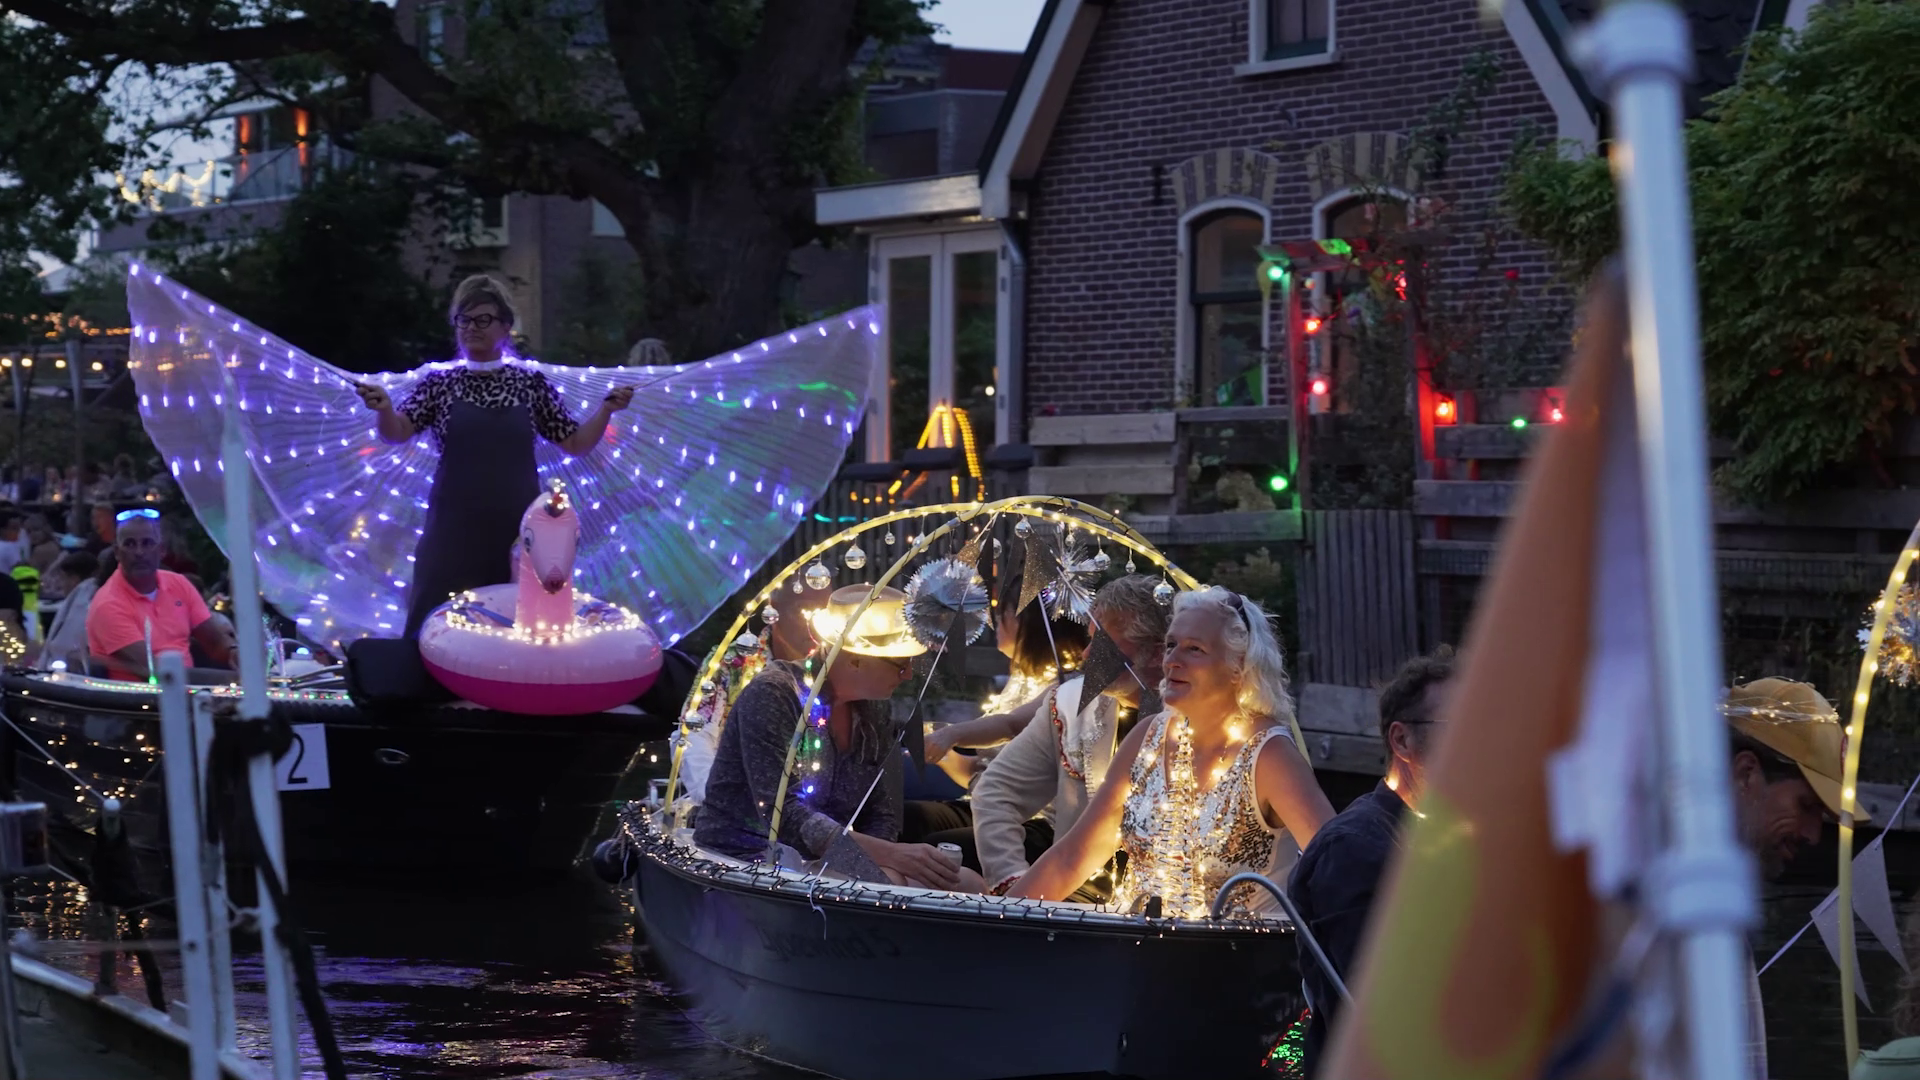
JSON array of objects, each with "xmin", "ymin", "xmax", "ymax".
[
  {"xmin": 1318, "ymin": 194, "xmax": 1408, "ymax": 412},
  {"xmin": 1265, "ymin": 0, "xmax": 1330, "ymax": 59},
  {"xmin": 590, "ymin": 199, "xmax": 624, "ymax": 238},
  {"xmin": 1190, "ymin": 210, "xmax": 1267, "ymax": 407},
  {"xmin": 418, "ymin": 2, "xmax": 447, "ymax": 65}
]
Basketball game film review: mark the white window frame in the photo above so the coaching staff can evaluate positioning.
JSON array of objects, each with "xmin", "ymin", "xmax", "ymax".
[
  {"xmin": 869, "ymin": 227, "xmax": 1004, "ymax": 463},
  {"xmin": 1175, "ymin": 197, "xmax": 1273, "ymax": 410},
  {"xmin": 1239, "ymin": 0, "xmax": 1338, "ymax": 78}
]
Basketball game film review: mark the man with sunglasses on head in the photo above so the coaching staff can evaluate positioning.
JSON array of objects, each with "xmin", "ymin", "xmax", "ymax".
[
  {"xmin": 1286, "ymin": 646, "xmax": 1454, "ymax": 1078},
  {"xmin": 85, "ymin": 508, "xmax": 237, "ymax": 680}
]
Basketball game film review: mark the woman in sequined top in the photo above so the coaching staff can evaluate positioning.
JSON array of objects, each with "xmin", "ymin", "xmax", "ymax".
[
  {"xmin": 353, "ymin": 275, "xmax": 635, "ymax": 636},
  {"xmin": 1007, "ymin": 586, "xmax": 1334, "ymax": 917}
]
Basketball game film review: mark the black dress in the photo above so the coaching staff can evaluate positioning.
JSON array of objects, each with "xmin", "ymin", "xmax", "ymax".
[{"xmin": 396, "ymin": 363, "xmax": 580, "ymax": 637}]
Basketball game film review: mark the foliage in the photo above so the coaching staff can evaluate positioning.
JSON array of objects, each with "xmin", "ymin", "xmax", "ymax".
[
  {"xmin": 1504, "ymin": 0, "xmax": 1920, "ymax": 504},
  {"xmin": 5, "ymin": 0, "xmax": 934, "ymax": 358},
  {"xmin": 149, "ymin": 165, "xmax": 449, "ymax": 374},
  {"xmin": 542, "ymin": 252, "xmax": 648, "ymax": 367}
]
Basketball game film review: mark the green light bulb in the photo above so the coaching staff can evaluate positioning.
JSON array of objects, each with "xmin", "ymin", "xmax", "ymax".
[
  {"xmin": 1268, "ymin": 474, "xmax": 1290, "ymax": 493},
  {"xmin": 1510, "ymin": 416, "xmax": 1529, "ymax": 430}
]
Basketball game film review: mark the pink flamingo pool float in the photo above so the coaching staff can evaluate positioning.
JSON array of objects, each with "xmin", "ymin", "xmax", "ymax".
[{"xmin": 419, "ymin": 482, "xmax": 662, "ymax": 715}]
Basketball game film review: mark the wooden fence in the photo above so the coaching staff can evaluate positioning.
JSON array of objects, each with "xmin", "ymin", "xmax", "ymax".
[{"xmin": 1294, "ymin": 509, "xmax": 1420, "ymax": 688}]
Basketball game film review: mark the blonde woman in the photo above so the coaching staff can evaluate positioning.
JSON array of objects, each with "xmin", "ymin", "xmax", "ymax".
[
  {"xmin": 352, "ymin": 275, "xmax": 637, "ymax": 636},
  {"xmin": 1008, "ymin": 586, "xmax": 1333, "ymax": 916}
]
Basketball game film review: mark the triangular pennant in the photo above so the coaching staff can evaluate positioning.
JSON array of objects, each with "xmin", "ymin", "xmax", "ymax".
[
  {"xmin": 1856, "ymin": 840, "xmax": 1907, "ymax": 974},
  {"xmin": 1017, "ymin": 524, "xmax": 1056, "ymax": 615},
  {"xmin": 1812, "ymin": 890, "xmax": 1874, "ymax": 1009}
]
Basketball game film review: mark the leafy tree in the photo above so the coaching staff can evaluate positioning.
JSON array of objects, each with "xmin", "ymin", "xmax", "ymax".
[
  {"xmin": 2, "ymin": 0, "xmax": 931, "ymax": 359},
  {"xmin": 1504, "ymin": 0, "xmax": 1920, "ymax": 503}
]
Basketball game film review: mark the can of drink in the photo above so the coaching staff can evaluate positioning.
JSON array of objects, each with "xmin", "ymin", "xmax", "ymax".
[{"xmin": 936, "ymin": 842, "xmax": 963, "ymax": 867}]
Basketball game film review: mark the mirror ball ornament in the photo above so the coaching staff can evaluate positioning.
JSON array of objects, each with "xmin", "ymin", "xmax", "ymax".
[
  {"xmin": 761, "ymin": 605, "xmax": 779, "ymax": 625},
  {"xmin": 1092, "ymin": 551, "xmax": 1111, "ymax": 572},
  {"xmin": 805, "ymin": 562, "xmax": 833, "ymax": 590},
  {"xmin": 885, "ymin": 531, "xmax": 897, "ymax": 545},
  {"xmin": 1153, "ymin": 581, "xmax": 1175, "ymax": 606},
  {"xmin": 1126, "ymin": 558, "xmax": 1137, "ymax": 574},
  {"xmin": 1014, "ymin": 518, "xmax": 1033, "ymax": 538},
  {"xmin": 843, "ymin": 545, "xmax": 868, "ymax": 570},
  {"xmin": 791, "ymin": 578, "xmax": 804, "ymax": 594}
]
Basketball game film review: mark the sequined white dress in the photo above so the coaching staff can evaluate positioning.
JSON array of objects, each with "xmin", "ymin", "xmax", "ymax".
[{"xmin": 1112, "ymin": 713, "xmax": 1298, "ymax": 919}]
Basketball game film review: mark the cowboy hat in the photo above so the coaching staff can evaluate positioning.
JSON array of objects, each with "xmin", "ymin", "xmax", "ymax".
[
  {"xmin": 805, "ymin": 585, "xmax": 929, "ymax": 659},
  {"xmin": 1723, "ymin": 677, "xmax": 1867, "ymax": 822}
]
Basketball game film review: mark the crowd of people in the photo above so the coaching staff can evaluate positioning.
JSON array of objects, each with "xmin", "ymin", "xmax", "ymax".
[{"xmin": 675, "ymin": 547, "xmax": 1887, "ymax": 1079}]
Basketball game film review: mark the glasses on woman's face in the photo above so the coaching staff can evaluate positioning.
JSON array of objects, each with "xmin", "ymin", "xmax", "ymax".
[{"xmin": 451, "ymin": 313, "xmax": 502, "ymax": 331}]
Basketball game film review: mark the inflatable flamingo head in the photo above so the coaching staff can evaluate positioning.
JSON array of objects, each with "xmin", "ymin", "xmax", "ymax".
[{"xmin": 520, "ymin": 480, "xmax": 579, "ymax": 595}]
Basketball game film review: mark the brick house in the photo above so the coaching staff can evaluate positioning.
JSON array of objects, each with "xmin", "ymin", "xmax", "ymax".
[{"xmin": 816, "ymin": 0, "xmax": 1813, "ymax": 765}]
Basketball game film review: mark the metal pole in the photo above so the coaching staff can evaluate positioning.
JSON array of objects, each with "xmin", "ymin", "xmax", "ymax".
[
  {"xmin": 219, "ymin": 406, "xmax": 297, "ymax": 1080},
  {"xmin": 1577, "ymin": 5, "xmax": 1754, "ymax": 1080},
  {"xmin": 157, "ymin": 653, "xmax": 218, "ymax": 1080},
  {"xmin": 65, "ymin": 339, "xmax": 83, "ymax": 508},
  {"xmin": 192, "ymin": 695, "xmax": 237, "ymax": 1052}
]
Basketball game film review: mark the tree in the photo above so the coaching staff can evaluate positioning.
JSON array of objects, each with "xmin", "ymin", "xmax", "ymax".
[
  {"xmin": 1504, "ymin": 0, "xmax": 1920, "ymax": 504},
  {"xmin": 1, "ymin": 0, "xmax": 931, "ymax": 360}
]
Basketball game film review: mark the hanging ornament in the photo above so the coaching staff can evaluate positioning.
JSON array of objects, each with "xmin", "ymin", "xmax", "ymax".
[
  {"xmin": 1042, "ymin": 530, "xmax": 1101, "ymax": 624},
  {"xmin": 804, "ymin": 562, "xmax": 832, "ymax": 590},
  {"xmin": 791, "ymin": 578, "xmax": 804, "ymax": 594},
  {"xmin": 1017, "ymin": 519, "xmax": 1056, "ymax": 615},
  {"xmin": 903, "ymin": 558, "xmax": 992, "ymax": 649},
  {"xmin": 1865, "ymin": 583, "xmax": 1920, "ymax": 686},
  {"xmin": 760, "ymin": 604, "xmax": 780, "ymax": 625},
  {"xmin": 1126, "ymin": 557, "xmax": 1137, "ymax": 574},
  {"xmin": 991, "ymin": 537, "xmax": 1002, "ymax": 558},
  {"xmin": 1153, "ymin": 580, "xmax": 1175, "ymax": 606},
  {"xmin": 1014, "ymin": 518, "xmax": 1033, "ymax": 538},
  {"xmin": 884, "ymin": 531, "xmax": 897, "ymax": 546},
  {"xmin": 1092, "ymin": 550, "xmax": 1112, "ymax": 572},
  {"xmin": 843, "ymin": 545, "xmax": 868, "ymax": 570}
]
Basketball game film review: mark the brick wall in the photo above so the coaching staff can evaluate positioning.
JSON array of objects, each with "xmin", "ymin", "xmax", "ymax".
[{"xmin": 1024, "ymin": 0, "xmax": 1574, "ymax": 419}]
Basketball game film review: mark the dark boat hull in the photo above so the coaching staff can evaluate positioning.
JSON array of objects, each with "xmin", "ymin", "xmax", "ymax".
[
  {"xmin": 1, "ymin": 672, "xmax": 669, "ymax": 884},
  {"xmin": 629, "ymin": 821, "xmax": 1302, "ymax": 1080}
]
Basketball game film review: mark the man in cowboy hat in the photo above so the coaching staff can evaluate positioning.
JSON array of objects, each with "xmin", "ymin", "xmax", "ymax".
[
  {"xmin": 1724, "ymin": 677, "xmax": 1863, "ymax": 1080},
  {"xmin": 695, "ymin": 585, "xmax": 980, "ymax": 890}
]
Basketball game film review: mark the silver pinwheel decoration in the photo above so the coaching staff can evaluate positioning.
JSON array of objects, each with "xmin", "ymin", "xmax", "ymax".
[
  {"xmin": 1041, "ymin": 531, "xmax": 1102, "ymax": 624},
  {"xmin": 904, "ymin": 557, "xmax": 991, "ymax": 649}
]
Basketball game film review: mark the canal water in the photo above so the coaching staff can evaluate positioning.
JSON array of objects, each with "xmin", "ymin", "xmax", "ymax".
[{"xmin": 4, "ymin": 761, "xmax": 1916, "ymax": 1079}]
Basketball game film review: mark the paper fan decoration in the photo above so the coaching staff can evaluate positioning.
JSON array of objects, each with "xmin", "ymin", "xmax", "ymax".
[
  {"xmin": 1864, "ymin": 583, "xmax": 1920, "ymax": 686},
  {"xmin": 124, "ymin": 266, "xmax": 877, "ymax": 653},
  {"xmin": 1040, "ymin": 530, "xmax": 1102, "ymax": 624},
  {"xmin": 903, "ymin": 557, "xmax": 991, "ymax": 649}
]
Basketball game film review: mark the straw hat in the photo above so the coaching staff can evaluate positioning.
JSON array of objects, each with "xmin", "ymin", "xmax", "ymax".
[
  {"xmin": 805, "ymin": 585, "xmax": 929, "ymax": 658},
  {"xmin": 1723, "ymin": 677, "xmax": 1866, "ymax": 822}
]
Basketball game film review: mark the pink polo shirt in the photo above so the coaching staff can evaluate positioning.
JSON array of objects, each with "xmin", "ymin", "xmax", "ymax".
[{"xmin": 85, "ymin": 568, "xmax": 211, "ymax": 680}]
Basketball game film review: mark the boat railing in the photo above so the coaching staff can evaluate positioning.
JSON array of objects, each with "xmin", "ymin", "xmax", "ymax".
[{"xmin": 1210, "ymin": 871, "xmax": 1350, "ymax": 1004}]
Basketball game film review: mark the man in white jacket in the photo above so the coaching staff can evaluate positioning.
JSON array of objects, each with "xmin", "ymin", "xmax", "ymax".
[{"xmin": 972, "ymin": 575, "xmax": 1168, "ymax": 899}]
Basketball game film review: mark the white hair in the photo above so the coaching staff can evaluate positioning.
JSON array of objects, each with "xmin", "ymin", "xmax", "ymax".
[{"xmin": 1165, "ymin": 586, "xmax": 1296, "ymax": 728}]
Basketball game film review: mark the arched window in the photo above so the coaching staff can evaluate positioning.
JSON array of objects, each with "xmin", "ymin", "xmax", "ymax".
[
  {"xmin": 1315, "ymin": 193, "xmax": 1409, "ymax": 413},
  {"xmin": 1190, "ymin": 209, "xmax": 1267, "ymax": 407}
]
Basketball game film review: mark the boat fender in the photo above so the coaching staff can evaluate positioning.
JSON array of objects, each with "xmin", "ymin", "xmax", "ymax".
[{"xmin": 591, "ymin": 836, "xmax": 637, "ymax": 884}]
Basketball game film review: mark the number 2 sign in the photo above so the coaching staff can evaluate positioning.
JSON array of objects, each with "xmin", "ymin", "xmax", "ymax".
[{"xmin": 274, "ymin": 724, "xmax": 332, "ymax": 792}]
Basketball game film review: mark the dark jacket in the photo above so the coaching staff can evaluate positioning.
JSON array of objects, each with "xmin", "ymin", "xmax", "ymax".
[{"xmin": 1285, "ymin": 780, "xmax": 1408, "ymax": 1076}]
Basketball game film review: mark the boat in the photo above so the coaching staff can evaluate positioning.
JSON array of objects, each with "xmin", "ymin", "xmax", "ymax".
[
  {"xmin": 0, "ymin": 664, "xmax": 673, "ymax": 889},
  {"xmin": 9, "ymin": 953, "xmax": 267, "ymax": 1080},
  {"xmin": 604, "ymin": 496, "xmax": 1313, "ymax": 1080}
]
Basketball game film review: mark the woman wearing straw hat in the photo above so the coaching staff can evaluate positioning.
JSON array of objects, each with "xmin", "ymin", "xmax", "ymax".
[{"xmin": 694, "ymin": 585, "xmax": 983, "ymax": 890}]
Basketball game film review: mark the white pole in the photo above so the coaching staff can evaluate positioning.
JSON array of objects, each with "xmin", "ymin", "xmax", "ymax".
[
  {"xmin": 1576, "ymin": 4, "xmax": 1755, "ymax": 1080},
  {"xmin": 157, "ymin": 654, "xmax": 218, "ymax": 1080},
  {"xmin": 219, "ymin": 407, "xmax": 299, "ymax": 1080},
  {"xmin": 192, "ymin": 694, "xmax": 237, "ymax": 1052}
]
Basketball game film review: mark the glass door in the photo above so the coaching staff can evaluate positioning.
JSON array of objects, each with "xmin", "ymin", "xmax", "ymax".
[{"xmin": 871, "ymin": 230, "xmax": 1002, "ymax": 463}]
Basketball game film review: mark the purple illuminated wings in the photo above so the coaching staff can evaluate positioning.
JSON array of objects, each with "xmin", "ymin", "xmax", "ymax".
[{"xmin": 125, "ymin": 267, "xmax": 877, "ymax": 654}]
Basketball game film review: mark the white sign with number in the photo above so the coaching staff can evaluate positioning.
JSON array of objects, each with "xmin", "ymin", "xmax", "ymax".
[{"xmin": 274, "ymin": 724, "xmax": 331, "ymax": 792}]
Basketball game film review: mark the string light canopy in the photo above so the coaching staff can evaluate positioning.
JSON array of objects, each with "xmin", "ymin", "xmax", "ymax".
[{"xmin": 123, "ymin": 267, "xmax": 878, "ymax": 655}]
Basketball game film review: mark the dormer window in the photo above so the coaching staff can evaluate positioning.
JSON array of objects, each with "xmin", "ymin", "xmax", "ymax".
[{"xmin": 1241, "ymin": 0, "xmax": 1337, "ymax": 76}]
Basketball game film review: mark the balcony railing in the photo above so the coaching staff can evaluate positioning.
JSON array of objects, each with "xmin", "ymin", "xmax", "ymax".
[{"xmin": 115, "ymin": 145, "xmax": 353, "ymax": 214}]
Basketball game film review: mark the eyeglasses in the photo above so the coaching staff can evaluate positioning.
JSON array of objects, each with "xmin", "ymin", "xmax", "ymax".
[
  {"xmin": 115, "ymin": 508, "xmax": 159, "ymax": 523},
  {"xmin": 451, "ymin": 314, "xmax": 503, "ymax": 331}
]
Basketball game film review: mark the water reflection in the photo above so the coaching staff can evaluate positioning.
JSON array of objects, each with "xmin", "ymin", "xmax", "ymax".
[{"xmin": 9, "ymin": 872, "xmax": 804, "ymax": 1079}]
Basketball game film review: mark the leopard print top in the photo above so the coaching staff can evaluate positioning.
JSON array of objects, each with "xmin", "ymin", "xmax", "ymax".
[{"xmin": 397, "ymin": 363, "xmax": 579, "ymax": 452}]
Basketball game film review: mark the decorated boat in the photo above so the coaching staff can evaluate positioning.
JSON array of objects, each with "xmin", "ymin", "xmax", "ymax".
[{"xmin": 602, "ymin": 496, "xmax": 1311, "ymax": 1080}]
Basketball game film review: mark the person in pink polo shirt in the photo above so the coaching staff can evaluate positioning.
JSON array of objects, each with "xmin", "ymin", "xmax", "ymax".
[{"xmin": 85, "ymin": 509, "xmax": 237, "ymax": 680}]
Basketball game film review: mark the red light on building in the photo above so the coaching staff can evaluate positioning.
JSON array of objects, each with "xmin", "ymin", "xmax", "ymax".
[
  {"xmin": 1302, "ymin": 316, "xmax": 1323, "ymax": 336},
  {"xmin": 1434, "ymin": 397, "xmax": 1457, "ymax": 425},
  {"xmin": 1549, "ymin": 405, "xmax": 1565, "ymax": 423},
  {"xmin": 1309, "ymin": 376, "xmax": 1330, "ymax": 397}
]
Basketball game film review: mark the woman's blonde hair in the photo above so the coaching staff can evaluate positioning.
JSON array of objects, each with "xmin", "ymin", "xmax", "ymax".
[
  {"xmin": 447, "ymin": 274, "xmax": 519, "ymax": 332},
  {"xmin": 1165, "ymin": 586, "xmax": 1296, "ymax": 728}
]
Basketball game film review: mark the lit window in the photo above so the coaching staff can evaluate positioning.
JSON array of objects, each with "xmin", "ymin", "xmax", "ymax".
[
  {"xmin": 1264, "ymin": 0, "xmax": 1330, "ymax": 61},
  {"xmin": 1190, "ymin": 210, "xmax": 1266, "ymax": 407}
]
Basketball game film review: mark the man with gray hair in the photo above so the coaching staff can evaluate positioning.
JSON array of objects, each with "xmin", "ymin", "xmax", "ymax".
[{"xmin": 970, "ymin": 574, "xmax": 1168, "ymax": 899}]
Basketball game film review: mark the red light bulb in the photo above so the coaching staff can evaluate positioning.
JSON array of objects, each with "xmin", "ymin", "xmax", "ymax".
[
  {"xmin": 1549, "ymin": 406, "xmax": 1564, "ymax": 423},
  {"xmin": 1303, "ymin": 316, "xmax": 1323, "ymax": 336},
  {"xmin": 1434, "ymin": 397, "xmax": 1456, "ymax": 423},
  {"xmin": 1310, "ymin": 376, "xmax": 1330, "ymax": 396}
]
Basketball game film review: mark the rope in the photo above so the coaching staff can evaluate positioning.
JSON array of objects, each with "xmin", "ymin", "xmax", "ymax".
[{"xmin": 0, "ymin": 711, "xmax": 108, "ymax": 806}]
